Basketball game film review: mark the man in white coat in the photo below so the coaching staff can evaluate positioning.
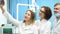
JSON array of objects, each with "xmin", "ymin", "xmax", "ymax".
[{"xmin": 52, "ymin": 2, "xmax": 60, "ymax": 34}]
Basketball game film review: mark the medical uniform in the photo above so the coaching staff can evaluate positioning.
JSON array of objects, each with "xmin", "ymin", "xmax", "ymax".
[
  {"xmin": 36, "ymin": 19, "xmax": 51, "ymax": 34},
  {"xmin": 0, "ymin": 9, "xmax": 7, "ymax": 27},
  {"xmin": 18, "ymin": 23, "xmax": 39, "ymax": 34},
  {"xmin": 3, "ymin": 11, "xmax": 39, "ymax": 34},
  {"xmin": 52, "ymin": 17, "xmax": 60, "ymax": 34}
]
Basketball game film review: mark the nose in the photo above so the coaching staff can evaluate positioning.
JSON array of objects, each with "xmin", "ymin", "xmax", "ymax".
[{"xmin": 39, "ymin": 12, "xmax": 41, "ymax": 14}]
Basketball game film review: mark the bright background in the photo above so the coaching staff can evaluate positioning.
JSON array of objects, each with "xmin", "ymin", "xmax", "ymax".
[
  {"xmin": 6, "ymin": 0, "xmax": 60, "ymax": 23},
  {"xmin": 3, "ymin": 0, "xmax": 60, "ymax": 33}
]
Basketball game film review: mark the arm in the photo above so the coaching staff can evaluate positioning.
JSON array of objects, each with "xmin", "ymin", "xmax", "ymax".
[
  {"xmin": 4, "ymin": 11, "xmax": 20, "ymax": 25},
  {"xmin": 1, "ymin": 6, "xmax": 20, "ymax": 26}
]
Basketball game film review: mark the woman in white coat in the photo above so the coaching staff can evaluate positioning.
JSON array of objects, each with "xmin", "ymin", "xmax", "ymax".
[
  {"xmin": 38, "ymin": 6, "xmax": 52, "ymax": 34},
  {"xmin": 1, "ymin": 4, "xmax": 39, "ymax": 34},
  {"xmin": 0, "ymin": 0, "xmax": 39, "ymax": 34}
]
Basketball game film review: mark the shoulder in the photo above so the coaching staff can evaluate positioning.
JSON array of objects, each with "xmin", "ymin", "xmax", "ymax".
[
  {"xmin": 35, "ymin": 20, "xmax": 40, "ymax": 27},
  {"xmin": 42, "ymin": 19, "xmax": 51, "ymax": 25},
  {"xmin": 35, "ymin": 20, "xmax": 40, "ymax": 25},
  {"xmin": 44, "ymin": 20, "xmax": 51, "ymax": 28},
  {"xmin": 47, "ymin": 21, "xmax": 51, "ymax": 25}
]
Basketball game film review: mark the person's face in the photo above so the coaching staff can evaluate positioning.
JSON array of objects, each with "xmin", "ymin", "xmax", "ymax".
[
  {"xmin": 39, "ymin": 8, "xmax": 45, "ymax": 19},
  {"xmin": 24, "ymin": 11, "xmax": 31, "ymax": 21},
  {"xmin": 54, "ymin": 5, "xmax": 60, "ymax": 14}
]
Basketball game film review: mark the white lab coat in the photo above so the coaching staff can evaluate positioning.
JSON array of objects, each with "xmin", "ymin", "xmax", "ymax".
[
  {"xmin": 0, "ymin": 9, "xmax": 7, "ymax": 27},
  {"xmin": 51, "ymin": 17, "xmax": 60, "ymax": 34},
  {"xmin": 36, "ymin": 19, "xmax": 51, "ymax": 34},
  {"xmin": 3, "ymin": 11, "xmax": 39, "ymax": 34},
  {"xmin": 18, "ymin": 23, "xmax": 39, "ymax": 34}
]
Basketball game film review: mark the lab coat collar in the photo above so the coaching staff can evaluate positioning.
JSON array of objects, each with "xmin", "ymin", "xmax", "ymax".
[
  {"xmin": 41, "ymin": 19, "xmax": 48, "ymax": 22},
  {"xmin": 40, "ymin": 19, "xmax": 48, "ymax": 24},
  {"xmin": 53, "ymin": 17, "xmax": 60, "ymax": 28},
  {"xmin": 56, "ymin": 16, "xmax": 60, "ymax": 21}
]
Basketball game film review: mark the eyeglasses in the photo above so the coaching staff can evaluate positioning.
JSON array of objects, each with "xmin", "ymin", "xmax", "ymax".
[{"xmin": 40, "ymin": 10, "xmax": 45, "ymax": 13}]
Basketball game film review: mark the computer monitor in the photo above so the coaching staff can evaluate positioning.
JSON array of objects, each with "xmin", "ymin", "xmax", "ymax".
[
  {"xmin": 0, "ymin": 25, "xmax": 13, "ymax": 34},
  {"xmin": 3, "ymin": 28, "xmax": 12, "ymax": 34}
]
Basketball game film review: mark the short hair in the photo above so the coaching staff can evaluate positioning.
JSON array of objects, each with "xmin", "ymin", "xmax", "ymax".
[
  {"xmin": 41, "ymin": 6, "xmax": 52, "ymax": 20},
  {"xmin": 54, "ymin": 2, "xmax": 60, "ymax": 7}
]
